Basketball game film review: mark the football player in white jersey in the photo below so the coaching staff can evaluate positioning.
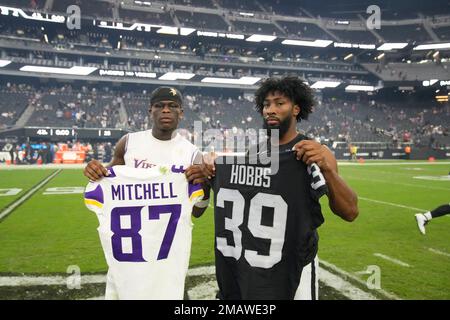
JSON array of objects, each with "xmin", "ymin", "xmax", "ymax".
[
  {"xmin": 83, "ymin": 86, "xmax": 213, "ymax": 217},
  {"xmin": 84, "ymin": 165, "xmax": 205, "ymax": 299},
  {"xmin": 83, "ymin": 86, "xmax": 213, "ymax": 299}
]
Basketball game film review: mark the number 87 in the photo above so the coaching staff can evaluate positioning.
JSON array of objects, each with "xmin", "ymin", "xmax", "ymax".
[{"xmin": 110, "ymin": 204, "xmax": 181, "ymax": 262}]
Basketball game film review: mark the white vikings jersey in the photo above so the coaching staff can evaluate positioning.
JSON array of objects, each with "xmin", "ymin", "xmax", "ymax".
[
  {"xmin": 84, "ymin": 165, "xmax": 204, "ymax": 300},
  {"xmin": 124, "ymin": 130, "xmax": 199, "ymax": 169}
]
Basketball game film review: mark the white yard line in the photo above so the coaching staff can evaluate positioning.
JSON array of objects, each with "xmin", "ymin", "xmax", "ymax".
[
  {"xmin": 0, "ymin": 274, "xmax": 106, "ymax": 287},
  {"xmin": 358, "ymin": 197, "xmax": 426, "ymax": 212},
  {"xmin": 339, "ymin": 162, "xmax": 450, "ymax": 166},
  {"xmin": 86, "ymin": 296, "xmax": 105, "ymax": 300},
  {"xmin": 0, "ymin": 169, "xmax": 62, "ymax": 221},
  {"xmin": 187, "ymin": 265, "xmax": 215, "ymax": 277},
  {"xmin": 427, "ymin": 247, "xmax": 450, "ymax": 258},
  {"xmin": 0, "ymin": 164, "xmax": 86, "ymax": 170},
  {"xmin": 346, "ymin": 176, "xmax": 450, "ymax": 192},
  {"xmin": 359, "ymin": 197, "xmax": 450, "ymax": 218},
  {"xmin": 373, "ymin": 253, "xmax": 411, "ymax": 267},
  {"xmin": 320, "ymin": 260, "xmax": 400, "ymax": 300},
  {"xmin": 1, "ymin": 262, "xmax": 396, "ymax": 300},
  {"xmin": 318, "ymin": 267, "xmax": 378, "ymax": 300},
  {"xmin": 187, "ymin": 280, "xmax": 219, "ymax": 300},
  {"xmin": 186, "ymin": 264, "xmax": 381, "ymax": 300}
]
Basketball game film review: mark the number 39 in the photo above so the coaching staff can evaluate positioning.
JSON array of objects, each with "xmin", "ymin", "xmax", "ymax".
[{"xmin": 216, "ymin": 188, "xmax": 288, "ymax": 269}]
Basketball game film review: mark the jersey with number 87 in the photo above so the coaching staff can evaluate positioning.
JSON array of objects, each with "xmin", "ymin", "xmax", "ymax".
[{"xmin": 84, "ymin": 165, "xmax": 204, "ymax": 300}]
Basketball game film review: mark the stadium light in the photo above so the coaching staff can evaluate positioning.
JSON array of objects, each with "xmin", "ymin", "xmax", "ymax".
[
  {"xmin": 413, "ymin": 43, "xmax": 450, "ymax": 50},
  {"xmin": 201, "ymin": 76, "xmax": 261, "ymax": 85},
  {"xmin": 245, "ymin": 35, "xmax": 276, "ymax": 42},
  {"xmin": 0, "ymin": 60, "xmax": 11, "ymax": 67},
  {"xmin": 180, "ymin": 28, "xmax": 196, "ymax": 36},
  {"xmin": 282, "ymin": 39, "xmax": 333, "ymax": 48},
  {"xmin": 157, "ymin": 26, "xmax": 178, "ymax": 35},
  {"xmin": 311, "ymin": 81, "xmax": 341, "ymax": 89},
  {"xmin": 0, "ymin": 6, "xmax": 65, "ymax": 23},
  {"xmin": 345, "ymin": 85, "xmax": 376, "ymax": 92},
  {"xmin": 158, "ymin": 72, "xmax": 195, "ymax": 81},
  {"xmin": 223, "ymin": 33, "xmax": 245, "ymax": 39},
  {"xmin": 197, "ymin": 31, "xmax": 219, "ymax": 37},
  {"xmin": 376, "ymin": 53, "xmax": 385, "ymax": 60},
  {"xmin": 377, "ymin": 43, "xmax": 408, "ymax": 51},
  {"xmin": 422, "ymin": 79, "xmax": 439, "ymax": 87},
  {"xmin": 334, "ymin": 43, "xmax": 376, "ymax": 49},
  {"xmin": 344, "ymin": 53, "xmax": 353, "ymax": 61},
  {"xmin": 20, "ymin": 66, "xmax": 97, "ymax": 76},
  {"xmin": 359, "ymin": 44, "xmax": 376, "ymax": 49}
]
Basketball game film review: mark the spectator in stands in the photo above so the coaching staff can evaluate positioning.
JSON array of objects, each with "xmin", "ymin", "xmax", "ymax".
[
  {"xmin": 349, "ymin": 143, "xmax": 358, "ymax": 161},
  {"xmin": 3, "ymin": 142, "xmax": 15, "ymax": 164},
  {"xmin": 404, "ymin": 145, "xmax": 411, "ymax": 160}
]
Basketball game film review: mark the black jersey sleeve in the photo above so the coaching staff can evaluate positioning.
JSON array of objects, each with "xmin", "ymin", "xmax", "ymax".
[{"xmin": 307, "ymin": 163, "xmax": 328, "ymax": 201}]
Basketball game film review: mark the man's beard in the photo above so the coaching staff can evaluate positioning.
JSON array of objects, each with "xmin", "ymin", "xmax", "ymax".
[{"xmin": 263, "ymin": 116, "xmax": 291, "ymax": 140}]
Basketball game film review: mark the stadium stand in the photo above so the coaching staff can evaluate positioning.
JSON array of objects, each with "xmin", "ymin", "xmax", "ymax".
[
  {"xmin": 275, "ymin": 21, "xmax": 333, "ymax": 40},
  {"xmin": 433, "ymin": 25, "xmax": 450, "ymax": 41},
  {"xmin": 25, "ymin": 88, "xmax": 121, "ymax": 129},
  {"xmin": 215, "ymin": 0, "xmax": 262, "ymax": 12},
  {"xmin": 175, "ymin": 11, "xmax": 229, "ymax": 31},
  {"xmin": 172, "ymin": 0, "xmax": 215, "ymax": 8},
  {"xmin": 0, "ymin": 0, "xmax": 448, "ymax": 152},
  {"xmin": 2, "ymin": 79, "xmax": 447, "ymax": 150},
  {"xmin": 52, "ymin": 0, "xmax": 113, "ymax": 19},
  {"xmin": 230, "ymin": 19, "xmax": 282, "ymax": 35},
  {"xmin": 376, "ymin": 24, "xmax": 432, "ymax": 43},
  {"xmin": 119, "ymin": 8, "xmax": 175, "ymax": 25},
  {"xmin": 0, "ymin": 85, "xmax": 31, "ymax": 129},
  {"xmin": 364, "ymin": 62, "xmax": 450, "ymax": 82},
  {"xmin": 330, "ymin": 29, "xmax": 379, "ymax": 44},
  {"xmin": 0, "ymin": 0, "xmax": 46, "ymax": 9}
]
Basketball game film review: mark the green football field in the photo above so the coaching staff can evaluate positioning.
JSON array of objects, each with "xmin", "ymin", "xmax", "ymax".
[{"xmin": 0, "ymin": 161, "xmax": 449, "ymax": 299}]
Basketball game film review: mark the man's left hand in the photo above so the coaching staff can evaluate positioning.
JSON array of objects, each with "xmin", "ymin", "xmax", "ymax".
[
  {"xmin": 292, "ymin": 140, "xmax": 337, "ymax": 173},
  {"xmin": 185, "ymin": 163, "xmax": 214, "ymax": 185}
]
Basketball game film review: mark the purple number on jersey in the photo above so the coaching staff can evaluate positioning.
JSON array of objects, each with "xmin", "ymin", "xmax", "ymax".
[
  {"xmin": 110, "ymin": 204, "xmax": 182, "ymax": 262},
  {"xmin": 149, "ymin": 204, "xmax": 182, "ymax": 260},
  {"xmin": 111, "ymin": 206, "xmax": 146, "ymax": 262}
]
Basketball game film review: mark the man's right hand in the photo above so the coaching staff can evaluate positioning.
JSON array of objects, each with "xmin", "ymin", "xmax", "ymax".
[{"xmin": 83, "ymin": 159, "xmax": 108, "ymax": 181}]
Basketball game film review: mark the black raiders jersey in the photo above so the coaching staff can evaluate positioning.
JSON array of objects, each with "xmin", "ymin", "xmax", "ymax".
[{"xmin": 212, "ymin": 134, "xmax": 328, "ymax": 300}]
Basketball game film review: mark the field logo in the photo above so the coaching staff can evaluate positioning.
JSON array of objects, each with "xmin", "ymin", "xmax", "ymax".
[
  {"xmin": 356, "ymin": 265, "xmax": 381, "ymax": 290},
  {"xmin": 413, "ymin": 175, "xmax": 450, "ymax": 181},
  {"xmin": 66, "ymin": 5, "xmax": 81, "ymax": 30},
  {"xmin": 67, "ymin": 265, "xmax": 81, "ymax": 290},
  {"xmin": 43, "ymin": 187, "xmax": 84, "ymax": 195},
  {"xmin": 0, "ymin": 188, "xmax": 22, "ymax": 196},
  {"xmin": 366, "ymin": 5, "xmax": 381, "ymax": 30}
]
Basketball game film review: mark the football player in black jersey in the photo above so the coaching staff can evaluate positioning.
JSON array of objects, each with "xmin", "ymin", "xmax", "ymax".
[
  {"xmin": 415, "ymin": 203, "xmax": 450, "ymax": 235},
  {"xmin": 186, "ymin": 76, "xmax": 359, "ymax": 300},
  {"xmin": 254, "ymin": 76, "xmax": 358, "ymax": 223}
]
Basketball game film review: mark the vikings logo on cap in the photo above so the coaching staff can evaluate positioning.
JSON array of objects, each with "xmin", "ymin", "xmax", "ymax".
[{"xmin": 150, "ymin": 86, "xmax": 183, "ymax": 106}]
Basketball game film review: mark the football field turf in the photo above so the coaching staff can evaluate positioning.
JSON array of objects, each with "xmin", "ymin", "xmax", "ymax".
[{"xmin": 0, "ymin": 161, "xmax": 448, "ymax": 299}]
